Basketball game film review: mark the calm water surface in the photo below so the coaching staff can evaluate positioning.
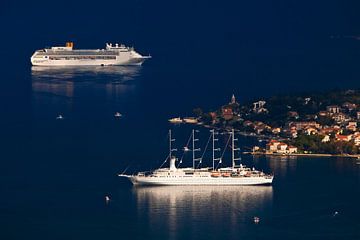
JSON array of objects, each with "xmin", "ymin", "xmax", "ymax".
[
  {"xmin": 1, "ymin": 1, "xmax": 360, "ymax": 239},
  {"xmin": 0, "ymin": 67, "xmax": 359, "ymax": 239}
]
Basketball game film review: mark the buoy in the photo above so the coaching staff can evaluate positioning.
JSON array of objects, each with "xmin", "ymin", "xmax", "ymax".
[{"xmin": 253, "ymin": 216, "xmax": 260, "ymax": 224}]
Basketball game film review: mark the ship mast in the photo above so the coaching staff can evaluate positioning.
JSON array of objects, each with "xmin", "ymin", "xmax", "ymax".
[
  {"xmin": 211, "ymin": 129, "xmax": 221, "ymax": 170},
  {"xmin": 169, "ymin": 129, "xmax": 177, "ymax": 160},
  {"xmin": 232, "ymin": 129, "xmax": 241, "ymax": 168},
  {"xmin": 192, "ymin": 129, "xmax": 201, "ymax": 169}
]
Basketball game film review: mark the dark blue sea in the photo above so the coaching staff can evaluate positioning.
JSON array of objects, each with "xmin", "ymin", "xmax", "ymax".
[{"xmin": 1, "ymin": 0, "xmax": 360, "ymax": 239}]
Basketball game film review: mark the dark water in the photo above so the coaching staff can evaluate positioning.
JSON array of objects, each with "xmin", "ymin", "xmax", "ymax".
[
  {"xmin": 0, "ymin": 66, "xmax": 358, "ymax": 240},
  {"xmin": 1, "ymin": 0, "xmax": 360, "ymax": 239}
]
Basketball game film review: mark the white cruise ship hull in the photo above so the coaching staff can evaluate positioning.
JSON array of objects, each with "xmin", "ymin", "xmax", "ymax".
[
  {"xmin": 121, "ymin": 175, "xmax": 273, "ymax": 186},
  {"xmin": 31, "ymin": 57, "xmax": 149, "ymax": 66}
]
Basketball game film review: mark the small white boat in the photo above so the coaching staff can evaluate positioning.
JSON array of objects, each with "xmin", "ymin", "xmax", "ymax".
[
  {"xmin": 105, "ymin": 196, "xmax": 110, "ymax": 202},
  {"xmin": 183, "ymin": 117, "xmax": 198, "ymax": 124},
  {"xmin": 114, "ymin": 112, "xmax": 122, "ymax": 118},
  {"xmin": 56, "ymin": 114, "xmax": 63, "ymax": 120},
  {"xmin": 169, "ymin": 117, "xmax": 183, "ymax": 124}
]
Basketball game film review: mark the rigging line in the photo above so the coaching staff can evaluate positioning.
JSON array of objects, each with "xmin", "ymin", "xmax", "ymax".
[
  {"xmin": 216, "ymin": 133, "xmax": 231, "ymax": 169},
  {"xmin": 196, "ymin": 133, "xmax": 212, "ymax": 169},
  {"xmin": 221, "ymin": 133, "xmax": 232, "ymax": 158},
  {"xmin": 120, "ymin": 165, "xmax": 131, "ymax": 175},
  {"xmin": 159, "ymin": 153, "xmax": 170, "ymax": 169},
  {"xmin": 200, "ymin": 133, "xmax": 212, "ymax": 160},
  {"xmin": 177, "ymin": 132, "xmax": 193, "ymax": 168}
]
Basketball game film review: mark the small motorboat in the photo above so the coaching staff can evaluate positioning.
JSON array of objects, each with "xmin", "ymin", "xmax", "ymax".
[
  {"xmin": 183, "ymin": 117, "xmax": 198, "ymax": 124},
  {"xmin": 56, "ymin": 114, "xmax": 63, "ymax": 120},
  {"xmin": 114, "ymin": 112, "xmax": 122, "ymax": 118},
  {"xmin": 169, "ymin": 117, "xmax": 183, "ymax": 124}
]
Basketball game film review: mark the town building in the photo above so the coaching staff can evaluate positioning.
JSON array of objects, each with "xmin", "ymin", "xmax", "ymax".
[
  {"xmin": 293, "ymin": 121, "xmax": 320, "ymax": 131},
  {"xmin": 321, "ymin": 135, "xmax": 330, "ymax": 142},
  {"xmin": 253, "ymin": 100, "xmax": 268, "ymax": 114},
  {"xmin": 327, "ymin": 105, "xmax": 341, "ymax": 114},
  {"xmin": 342, "ymin": 102, "xmax": 357, "ymax": 111},
  {"xmin": 357, "ymin": 111, "xmax": 360, "ymax": 120},
  {"xmin": 353, "ymin": 133, "xmax": 360, "ymax": 146},
  {"xmin": 331, "ymin": 113, "xmax": 349, "ymax": 123},
  {"xmin": 222, "ymin": 107, "xmax": 233, "ymax": 120},
  {"xmin": 266, "ymin": 140, "xmax": 298, "ymax": 154},
  {"xmin": 288, "ymin": 111, "xmax": 299, "ymax": 119},
  {"xmin": 346, "ymin": 122, "xmax": 357, "ymax": 131},
  {"xmin": 335, "ymin": 134, "xmax": 352, "ymax": 142}
]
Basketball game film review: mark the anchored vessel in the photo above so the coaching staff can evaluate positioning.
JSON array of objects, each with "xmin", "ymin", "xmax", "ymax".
[
  {"xmin": 31, "ymin": 42, "xmax": 151, "ymax": 66},
  {"xmin": 119, "ymin": 129, "xmax": 273, "ymax": 186}
]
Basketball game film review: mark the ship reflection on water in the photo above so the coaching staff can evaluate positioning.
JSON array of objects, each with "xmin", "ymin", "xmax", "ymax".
[
  {"xmin": 31, "ymin": 66, "xmax": 142, "ymax": 116},
  {"xmin": 31, "ymin": 66, "xmax": 141, "ymax": 97},
  {"xmin": 134, "ymin": 186, "xmax": 273, "ymax": 239}
]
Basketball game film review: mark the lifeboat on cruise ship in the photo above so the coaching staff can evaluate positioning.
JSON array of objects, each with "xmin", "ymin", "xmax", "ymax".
[
  {"xmin": 211, "ymin": 171, "xmax": 221, "ymax": 177},
  {"xmin": 245, "ymin": 172, "xmax": 252, "ymax": 177},
  {"xmin": 222, "ymin": 173, "xmax": 231, "ymax": 177}
]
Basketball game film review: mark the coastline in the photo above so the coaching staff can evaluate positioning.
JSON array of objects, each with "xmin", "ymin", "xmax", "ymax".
[{"xmin": 243, "ymin": 152, "xmax": 360, "ymax": 158}]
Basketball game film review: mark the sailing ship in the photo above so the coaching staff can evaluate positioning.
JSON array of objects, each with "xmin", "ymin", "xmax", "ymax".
[{"xmin": 119, "ymin": 129, "xmax": 273, "ymax": 186}]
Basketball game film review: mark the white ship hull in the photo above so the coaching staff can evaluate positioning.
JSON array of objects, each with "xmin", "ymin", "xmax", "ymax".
[
  {"xmin": 31, "ymin": 57, "xmax": 149, "ymax": 66},
  {"xmin": 121, "ymin": 175, "xmax": 273, "ymax": 186}
]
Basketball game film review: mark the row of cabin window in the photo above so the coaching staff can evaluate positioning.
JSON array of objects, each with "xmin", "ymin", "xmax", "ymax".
[{"xmin": 49, "ymin": 56, "xmax": 116, "ymax": 60}]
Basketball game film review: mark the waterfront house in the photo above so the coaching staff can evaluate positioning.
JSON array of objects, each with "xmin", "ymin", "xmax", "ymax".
[
  {"xmin": 266, "ymin": 140, "xmax": 298, "ymax": 154},
  {"xmin": 277, "ymin": 143, "xmax": 288, "ymax": 153},
  {"xmin": 287, "ymin": 146, "xmax": 298, "ymax": 154},
  {"xmin": 266, "ymin": 140, "xmax": 281, "ymax": 153}
]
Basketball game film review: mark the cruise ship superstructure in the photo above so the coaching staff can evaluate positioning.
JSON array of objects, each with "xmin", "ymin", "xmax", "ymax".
[
  {"xmin": 119, "ymin": 129, "xmax": 274, "ymax": 186},
  {"xmin": 31, "ymin": 42, "xmax": 151, "ymax": 66}
]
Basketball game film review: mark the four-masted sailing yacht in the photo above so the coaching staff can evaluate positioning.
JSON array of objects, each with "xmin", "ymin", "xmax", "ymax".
[{"xmin": 119, "ymin": 129, "xmax": 273, "ymax": 186}]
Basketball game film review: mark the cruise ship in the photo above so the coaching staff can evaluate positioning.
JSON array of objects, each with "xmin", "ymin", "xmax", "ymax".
[
  {"xmin": 31, "ymin": 42, "xmax": 151, "ymax": 66},
  {"xmin": 119, "ymin": 129, "xmax": 273, "ymax": 186}
]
